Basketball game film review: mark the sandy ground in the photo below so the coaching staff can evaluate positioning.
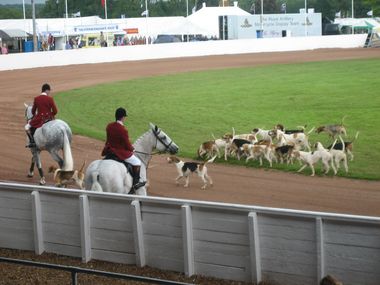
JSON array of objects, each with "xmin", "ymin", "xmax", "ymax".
[{"xmin": 1, "ymin": 49, "xmax": 380, "ymax": 218}]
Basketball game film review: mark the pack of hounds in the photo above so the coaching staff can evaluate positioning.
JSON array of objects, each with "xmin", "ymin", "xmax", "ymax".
[
  {"xmin": 49, "ymin": 117, "xmax": 358, "ymax": 191},
  {"xmin": 171, "ymin": 116, "xmax": 359, "ymax": 189}
]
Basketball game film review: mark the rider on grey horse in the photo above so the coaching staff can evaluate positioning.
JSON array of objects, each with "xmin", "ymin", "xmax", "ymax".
[
  {"xmin": 101, "ymin": 107, "xmax": 146, "ymax": 191},
  {"xmin": 25, "ymin": 83, "xmax": 58, "ymax": 148}
]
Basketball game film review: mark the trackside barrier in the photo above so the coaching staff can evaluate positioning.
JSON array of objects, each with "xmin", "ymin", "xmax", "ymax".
[
  {"xmin": 1, "ymin": 182, "xmax": 380, "ymax": 285},
  {"xmin": 0, "ymin": 257, "xmax": 193, "ymax": 285}
]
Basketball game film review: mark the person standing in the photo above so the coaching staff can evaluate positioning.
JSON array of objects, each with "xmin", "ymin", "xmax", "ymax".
[
  {"xmin": 101, "ymin": 107, "xmax": 146, "ymax": 191},
  {"xmin": 25, "ymin": 83, "xmax": 58, "ymax": 147}
]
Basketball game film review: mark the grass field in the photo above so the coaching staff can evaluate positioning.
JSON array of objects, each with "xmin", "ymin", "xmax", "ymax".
[{"xmin": 55, "ymin": 58, "xmax": 380, "ymax": 180}]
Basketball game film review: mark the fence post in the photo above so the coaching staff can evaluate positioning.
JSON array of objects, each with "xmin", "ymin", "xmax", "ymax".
[
  {"xmin": 181, "ymin": 205, "xmax": 194, "ymax": 276},
  {"xmin": 80, "ymin": 195, "xmax": 91, "ymax": 262},
  {"xmin": 31, "ymin": 191, "xmax": 44, "ymax": 255},
  {"xmin": 248, "ymin": 212, "xmax": 261, "ymax": 283},
  {"xmin": 316, "ymin": 217, "xmax": 325, "ymax": 283},
  {"xmin": 131, "ymin": 200, "xmax": 145, "ymax": 267}
]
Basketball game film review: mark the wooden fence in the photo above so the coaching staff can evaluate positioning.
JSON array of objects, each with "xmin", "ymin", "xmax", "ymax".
[{"xmin": 1, "ymin": 182, "xmax": 380, "ymax": 285}]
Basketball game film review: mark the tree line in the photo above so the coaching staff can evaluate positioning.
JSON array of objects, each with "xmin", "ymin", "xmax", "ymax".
[{"xmin": 0, "ymin": 0, "xmax": 376, "ymax": 21}]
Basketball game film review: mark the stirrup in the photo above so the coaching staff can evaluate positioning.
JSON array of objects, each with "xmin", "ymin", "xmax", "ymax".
[
  {"xmin": 26, "ymin": 142, "xmax": 36, "ymax": 148},
  {"xmin": 132, "ymin": 181, "xmax": 146, "ymax": 191}
]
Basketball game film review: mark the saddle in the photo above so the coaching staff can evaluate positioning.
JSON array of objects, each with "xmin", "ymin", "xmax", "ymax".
[{"xmin": 103, "ymin": 153, "xmax": 134, "ymax": 175}]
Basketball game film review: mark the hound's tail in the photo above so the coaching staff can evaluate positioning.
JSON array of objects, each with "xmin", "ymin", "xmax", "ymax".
[
  {"xmin": 307, "ymin": 126, "xmax": 315, "ymax": 135},
  {"xmin": 62, "ymin": 130, "xmax": 74, "ymax": 171},
  {"xmin": 205, "ymin": 155, "xmax": 217, "ymax": 165},
  {"xmin": 338, "ymin": 136, "xmax": 345, "ymax": 152},
  {"xmin": 91, "ymin": 172, "xmax": 103, "ymax": 192},
  {"xmin": 329, "ymin": 139, "xmax": 338, "ymax": 151},
  {"xmin": 79, "ymin": 159, "xmax": 86, "ymax": 174},
  {"xmin": 341, "ymin": 115, "xmax": 348, "ymax": 126},
  {"xmin": 353, "ymin": 131, "xmax": 360, "ymax": 142}
]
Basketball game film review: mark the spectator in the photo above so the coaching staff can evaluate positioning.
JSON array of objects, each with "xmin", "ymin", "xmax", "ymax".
[
  {"xmin": 48, "ymin": 33, "xmax": 55, "ymax": 50},
  {"xmin": 1, "ymin": 44, "xmax": 8, "ymax": 55}
]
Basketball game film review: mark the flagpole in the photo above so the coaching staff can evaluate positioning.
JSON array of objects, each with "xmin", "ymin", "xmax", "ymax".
[
  {"xmin": 31, "ymin": 0, "xmax": 37, "ymax": 52},
  {"xmin": 105, "ymin": 0, "xmax": 108, "ymax": 47},
  {"xmin": 145, "ymin": 0, "xmax": 148, "ymax": 45},
  {"xmin": 65, "ymin": 0, "xmax": 68, "ymax": 43},
  {"xmin": 22, "ymin": 0, "xmax": 26, "ymax": 39},
  {"xmin": 304, "ymin": 0, "xmax": 307, "ymax": 36},
  {"xmin": 351, "ymin": 0, "xmax": 354, "ymax": 34}
]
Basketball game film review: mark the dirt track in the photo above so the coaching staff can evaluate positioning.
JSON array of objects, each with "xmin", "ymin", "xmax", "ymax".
[{"xmin": 1, "ymin": 48, "xmax": 380, "ymax": 217}]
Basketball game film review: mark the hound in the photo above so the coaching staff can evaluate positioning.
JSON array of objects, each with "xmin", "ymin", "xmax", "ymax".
[
  {"xmin": 275, "ymin": 124, "xmax": 306, "ymax": 134},
  {"xmin": 314, "ymin": 142, "xmax": 337, "ymax": 175},
  {"xmin": 48, "ymin": 160, "xmax": 86, "ymax": 189},
  {"xmin": 275, "ymin": 127, "xmax": 314, "ymax": 151},
  {"xmin": 293, "ymin": 150, "xmax": 321, "ymax": 176},
  {"xmin": 167, "ymin": 155, "xmax": 216, "ymax": 190},
  {"xmin": 328, "ymin": 136, "xmax": 349, "ymax": 173},
  {"xmin": 197, "ymin": 140, "xmax": 220, "ymax": 159},
  {"xmin": 211, "ymin": 133, "xmax": 233, "ymax": 159},
  {"xmin": 316, "ymin": 116, "xmax": 347, "ymax": 139},
  {"xmin": 275, "ymin": 144, "xmax": 295, "ymax": 164},
  {"xmin": 327, "ymin": 131, "xmax": 359, "ymax": 161},
  {"xmin": 243, "ymin": 143, "xmax": 274, "ymax": 167},
  {"xmin": 251, "ymin": 128, "xmax": 275, "ymax": 141},
  {"xmin": 226, "ymin": 138, "xmax": 252, "ymax": 160}
]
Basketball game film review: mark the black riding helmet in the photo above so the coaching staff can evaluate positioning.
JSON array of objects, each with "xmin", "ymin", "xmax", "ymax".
[{"xmin": 115, "ymin": 107, "xmax": 128, "ymax": 121}]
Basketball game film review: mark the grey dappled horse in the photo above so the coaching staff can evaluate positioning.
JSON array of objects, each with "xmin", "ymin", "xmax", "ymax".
[
  {"xmin": 24, "ymin": 104, "xmax": 74, "ymax": 185},
  {"xmin": 85, "ymin": 123, "xmax": 179, "ymax": 196}
]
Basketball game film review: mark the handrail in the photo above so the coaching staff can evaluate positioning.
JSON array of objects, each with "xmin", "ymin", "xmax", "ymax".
[{"xmin": 0, "ymin": 257, "xmax": 193, "ymax": 285}]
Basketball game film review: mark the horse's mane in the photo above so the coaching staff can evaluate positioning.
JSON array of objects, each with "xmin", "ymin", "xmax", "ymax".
[{"xmin": 133, "ymin": 129, "xmax": 154, "ymax": 147}]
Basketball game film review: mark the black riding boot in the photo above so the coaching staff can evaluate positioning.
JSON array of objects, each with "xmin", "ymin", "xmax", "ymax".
[
  {"xmin": 131, "ymin": 165, "xmax": 146, "ymax": 191},
  {"xmin": 26, "ymin": 128, "xmax": 36, "ymax": 148}
]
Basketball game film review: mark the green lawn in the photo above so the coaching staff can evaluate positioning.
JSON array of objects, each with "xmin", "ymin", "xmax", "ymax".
[{"xmin": 55, "ymin": 58, "xmax": 380, "ymax": 180}]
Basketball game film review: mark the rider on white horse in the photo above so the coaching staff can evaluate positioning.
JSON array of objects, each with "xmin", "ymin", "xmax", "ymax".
[
  {"xmin": 101, "ymin": 107, "xmax": 146, "ymax": 191},
  {"xmin": 25, "ymin": 83, "xmax": 58, "ymax": 148}
]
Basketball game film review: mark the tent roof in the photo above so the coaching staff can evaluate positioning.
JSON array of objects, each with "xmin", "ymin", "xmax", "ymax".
[
  {"xmin": 188, "ymin": 5, "xmax": 251, "ymax": 19},
  {"xmin": 0, "ymin": 29, "xmax": 30, "ymax": 39},
  {"xmin": 334, "ymin": 18, "xmax": 380, "ymax": 29}
]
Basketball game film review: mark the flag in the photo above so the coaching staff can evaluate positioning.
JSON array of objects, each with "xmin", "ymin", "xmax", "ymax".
[
  {"xmin": 141, "ymin": 10, "xmax": 149, "ymax": 16},
  {"xmin": 335, "ymin": 11, "xmax": 341, "ymax": 18},
  {"xmin": 367, "ymin": 10, "xmax": 373, "ymax": 17},
  {"xmin": 101, "ymin": 0, "xmax": 105, "ymax": 7}
]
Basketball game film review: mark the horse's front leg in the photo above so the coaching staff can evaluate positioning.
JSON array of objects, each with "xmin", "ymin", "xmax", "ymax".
[{"xmin": 27, "ymin": 157, "xmax": 35, "ymax": 177}]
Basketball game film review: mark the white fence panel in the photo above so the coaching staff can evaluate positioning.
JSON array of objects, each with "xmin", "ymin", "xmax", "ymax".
[
  {"xmin": 259, "ymin": 214, "xmax": 317, "ymax": 285},
  {"xmin": 141, "ymin": 202, "xmax": 184, "ymax": 272},
  {"xmin": 0, "ymin": 189, "xmax": 34, "ymax": 251},
  {"xmin": 39, "ymin": 192, "xmax": 82, "ymax": 258},
  {"xmin": 1, "ymin": 182, "xmax": 380, "ymax": 285},
  {"xmin": 89, "ymin": 197, "xmax": 136, "ymax": 264},
  {"xmin": 324, "ymin": 220, "xmax": 380, "ymax": 285},
  {"xmin": 192, "ymin": 207, "xmax": 251, "ymax": 282}
]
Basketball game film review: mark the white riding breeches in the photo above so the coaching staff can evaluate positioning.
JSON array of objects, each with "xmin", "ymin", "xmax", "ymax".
[{"xmin": 124, "ymin": 154, "xmax": 141, "ymax": 166}]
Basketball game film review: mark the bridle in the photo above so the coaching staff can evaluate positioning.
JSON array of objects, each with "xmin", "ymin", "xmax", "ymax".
[{"xmin": 134, "ymin": 127, "xmax": 174, "ymax": 156}]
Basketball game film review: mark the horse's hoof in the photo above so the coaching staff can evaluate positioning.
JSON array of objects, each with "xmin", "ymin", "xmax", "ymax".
[
  {"xmin": 27, "ymin": 172, "xmax": 34, "ymax": 178},
  {"xmin": 39, "ymin": 178, "xmax": 46, "ymax": 185}
]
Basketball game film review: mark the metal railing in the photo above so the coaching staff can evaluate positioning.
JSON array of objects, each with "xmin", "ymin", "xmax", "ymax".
[{"xmin": 0, "ymin": 257, "xmax": 193, "ymax": 285}]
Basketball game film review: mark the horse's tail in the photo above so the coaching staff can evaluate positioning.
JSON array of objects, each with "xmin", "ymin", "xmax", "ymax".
[
  {"xmin": 91, "ymin": 171, "xmax": 103, "ymax": 192},
  {"xmin": 62, "ymin": 130, "xmax": 74, "ymax": 171}
]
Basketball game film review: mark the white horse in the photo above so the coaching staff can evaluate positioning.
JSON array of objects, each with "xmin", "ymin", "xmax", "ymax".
[
  {"xmin": 24, "ymin": 103, "xmax": 74, "ymax": 185},
  {"xmin": 85, "ymin": 123, "xmax": 179, "ymax": 196}
]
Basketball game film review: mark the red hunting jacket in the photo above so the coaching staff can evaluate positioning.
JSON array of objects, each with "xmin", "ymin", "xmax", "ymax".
[
  {"xmin": 29, "ymin": 93, "xmax": 58, "ymax": 128},
  {"xmin": 101, "ymin": 121, "xmax": 134, "ymax": 160}
]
